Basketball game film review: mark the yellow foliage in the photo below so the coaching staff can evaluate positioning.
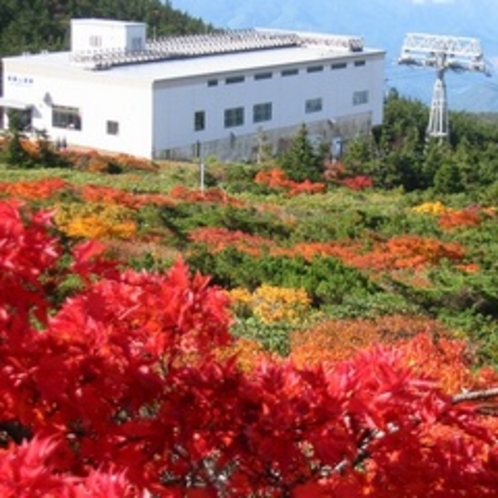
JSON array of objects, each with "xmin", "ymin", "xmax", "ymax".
[
  {"xmin": 228, "ymin": 285, "xmax": 311, "ymax": 324},
  {"xmin": 217, "ymin": 338, "xmax": 275, "ymax": 372},
  {"xmin": 412, "ymin": 201, "xmax": 449, "ymax": 216},
  {"xmin": 55, "ymin": 202, "xmax": 137, "ymax": 240}
]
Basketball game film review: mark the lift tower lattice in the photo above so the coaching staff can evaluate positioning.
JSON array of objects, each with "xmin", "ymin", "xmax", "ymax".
[{"xmin": 398, "ymin": 33, "xmax": 490, "ymax": 141}]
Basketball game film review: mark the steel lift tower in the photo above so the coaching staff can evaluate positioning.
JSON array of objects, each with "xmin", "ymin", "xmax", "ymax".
[{"xmin": 398, "ymin": 33, "xmax": 490, "ymax": 141}]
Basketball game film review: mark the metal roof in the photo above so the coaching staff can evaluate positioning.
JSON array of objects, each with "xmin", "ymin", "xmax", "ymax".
[
  {"xmin": 69, "ymin": 29, "xmax": 367, "ymax": 71},
  {"xmin": 4, "ymin": 30, "xmax": 384, "ymax": 84}
]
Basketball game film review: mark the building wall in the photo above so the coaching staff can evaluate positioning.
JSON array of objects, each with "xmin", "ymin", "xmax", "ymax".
[
  {"xmin": 2, "ymin": 45, "xmax": 384, "ymax": 161},
  {"xmin": 2, "ymin": 58, "xmax": 153, "ymax": 157},
  {"xmin": 152, "ymin": 53, "xmax": 384, "ymax": 160},
  {"xmin": 158, "ymin": 113, "xmax": 373, "ymax": 162}
]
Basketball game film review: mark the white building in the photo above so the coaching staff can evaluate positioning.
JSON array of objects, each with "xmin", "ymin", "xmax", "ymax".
[{"xmin": 0, "ymin": 19, "xmax": 385, "ymax": 161}]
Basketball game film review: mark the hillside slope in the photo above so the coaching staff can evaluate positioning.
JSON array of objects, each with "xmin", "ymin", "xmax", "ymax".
[{"xmin": 0, "ymin": 0, "xmax": 210, "ymax": 57}]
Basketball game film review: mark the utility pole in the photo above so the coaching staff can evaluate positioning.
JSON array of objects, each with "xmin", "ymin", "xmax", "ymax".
[
  {"xmin": 398, "ymin": 33, "xmax": 490, "ymax": 142},
  {"xmin": 195, "ymin": 141, "xmax": 205, "ymax": 192}
]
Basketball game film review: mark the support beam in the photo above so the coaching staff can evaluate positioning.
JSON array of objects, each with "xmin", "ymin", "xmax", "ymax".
[{"xmin": 398, "ymin": 32, "xmax": 489, "ymax": 142}]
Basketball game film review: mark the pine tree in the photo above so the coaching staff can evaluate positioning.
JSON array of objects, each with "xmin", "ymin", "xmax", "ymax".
[{"xmin": 279, "ymin": 124, "xmax": 323, "ymax": 182}]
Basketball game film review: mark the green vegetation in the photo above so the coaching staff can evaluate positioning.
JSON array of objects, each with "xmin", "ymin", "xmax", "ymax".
[
  {"xmin": 343, "ymin": 91, "xmax": 498, "ymax": 198},
  {"xmin": 0, "ymin": 0, "xmax": 211, "ymax": 57}
]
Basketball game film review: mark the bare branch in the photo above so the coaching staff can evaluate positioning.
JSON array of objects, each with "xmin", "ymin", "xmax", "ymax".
[{"xmin": 452, "ymin": 387, "xmax": 498, "ymax": 405}]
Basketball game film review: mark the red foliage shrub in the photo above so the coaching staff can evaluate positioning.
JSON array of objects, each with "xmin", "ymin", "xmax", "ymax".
[
  {"xmin": 255, "ymin": 168, "xmax": 326, "ymax": 196},
  {"xmin": 341, "ymin": 175, "xmax": 374, "ymax": 191}
]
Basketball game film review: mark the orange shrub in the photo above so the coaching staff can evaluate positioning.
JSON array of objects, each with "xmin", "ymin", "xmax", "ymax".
[
  {"xmin": 0, "ymin": 178, "xmax": 70, "ymax": 201},
  {"xmin": 189, "ymin": 227, "xmax": 273, "ymax": 256},
  {"xmin": 438, "ymin": 206, "xmax": 482, "ymax": 230},
  {"xmin": 290, "ymin": 315, "xmax": 449, "ymax": 367},
  {"xmin": 290, "ymin": 315, "xmax": 489, "ymax": 395},
  {"xmin": 169, "ymin": 186, "xmax": 243, "ymax": 206}
]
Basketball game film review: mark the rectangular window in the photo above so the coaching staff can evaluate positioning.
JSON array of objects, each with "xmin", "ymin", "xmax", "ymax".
[
  {"xmin": 254, "ymin": 72, "xmax": 272, "ymax": 80},
  {"xmin": 305, "ymin": 98, "xmax": 323, "ymax": 114},
  {"xmin": 354, "ymin": 60, "xmax": 366, "ymax": 67},
  {"xmin": 253, "ymin": 102, "xmax": 272, "ymax": 123},
  {"xmin": 225, "ymin": 75, "xmax": 245, "ymax": 84},
  {"xmin": 307, "ymin": 65, "xmax": 323, "ymax": 73},
  {"xmin": 106, "ymin": 120, "xmax": 119, "ymax": 135},
  {"xmin": 224, "ymin": 107, "xmax": 244, "ymax": 128},
  {"xmin": 52, "ymin": 105, "xmax": 82, "ymax": 130},
  {"xmin": 89, "ymin": 35, "xmax": 102, "ymax": 48},
  {"xmin": 281, "ymin": 68, "xmax": 298, "ymax": 77},
  {"xmin": 332, "ymin": 62, "xmax": 347, "ymax": 70},
  {"xmin": 353, "ymin": 90, "xmax": 369, "ymax": 105},
  {"xmin": 194, "ymin": 111, "xmax": 205, "ymax": 131},
  {"xmin": 131, "ymin": 37, "xmax": 143, "ymax": 51},
  {"xmin": 207, "ymin": 79, "xmax": 218, "ymax": 87}
]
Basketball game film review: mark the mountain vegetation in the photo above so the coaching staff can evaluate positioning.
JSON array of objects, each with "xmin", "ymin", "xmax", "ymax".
[
  {"xmin": 0, "ymin": 106, "xmax": 498, "ymax": 492},
  {"xmin": 0, "ymin": 2, "xmax": 498, "ymax": 490},
  {"xmin": 342, "ymin": 91, "xmax": 498, "ymax": 197},
  {"xmin": 0, "ymin": 0, "xmax": 210, "ymax": 57}
]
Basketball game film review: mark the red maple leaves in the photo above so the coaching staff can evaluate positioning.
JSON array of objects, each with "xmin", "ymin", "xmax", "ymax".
[{"xmin": 0, "ymin": 200, "xmax": 497, "ymax": 496}]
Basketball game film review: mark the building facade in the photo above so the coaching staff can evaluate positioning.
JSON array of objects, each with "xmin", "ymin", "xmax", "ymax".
[{"xmin": 0, "ymin": 19, "xmax": 385, "ymax": 161}]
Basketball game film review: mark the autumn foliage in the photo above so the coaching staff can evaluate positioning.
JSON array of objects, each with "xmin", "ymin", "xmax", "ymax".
[
  {"xmin": 255, "ymin": 168, "xmax": 326, "ymax": 195},
  {"xmin": 1, "ymin": 200, "xmax": 498, "ymax": 496}
]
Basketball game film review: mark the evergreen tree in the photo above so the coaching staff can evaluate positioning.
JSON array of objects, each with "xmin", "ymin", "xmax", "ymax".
[
  {"xmin": 3, "ymin": 110, "xmax": 30, "ymax": 167},
  {"xmin": 279, "ymin": 124, "xmax": 324, "ymax": 182},
  {"xmin": 0, "ymin": 0, "xmax": 212, "ymax": 57}
]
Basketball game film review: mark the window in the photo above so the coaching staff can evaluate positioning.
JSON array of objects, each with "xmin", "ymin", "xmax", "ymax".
[
  {"xmin": 353, "ymin": 90, "xmax": 369, "ymax": 105},
  {"xmin": 224, "ymin": 107, "xmax": 244, "ymax": 128},
  {"xmin": 89, "ymin": 35, "xmax": 102, "ymax": 48},
  {"xmin": 106, "ymin": 120, "xmax": 119, "ymax": 135},
  {"xmin": 194, "ymin": 111, "xmax": 205, "ymax": 131},
  {"xmin": 305, "ymin": 98, "xmax": 323, "ymax": 114},
  {"xmin": 307, "ymin": 65, "xmax": 323, "ymax": 73},
  {"xmin": 354, "ymin": 60, "xmax": 366, "ymax": 67},
  {"xmin": 331, "ymin": 62, "xmax": 347, "ymax": 70},
  {"xmin": 254, "ymin": 72, "xmax": 272, "ymax": 81},
  {"xmin": 207, "ymin": 79, "xmax": 218, "ymax": 87},
  {"xmin": 131, "ymin": 37, "xmax": 143, "ymax": 51},
  {"xmin": 281, "ymin": 68, "xmax": 298, "ymax": 77},
  {"xmin": 226, "ymin": 75, "xmax": 245, "ymax": 84},
  {"xmin": 52, "ymin": 105, "xmax": 82, "ymax": 130},
  {"xmin": 253, "ymin": 102, "xmax": 272, "ymax": 123}
]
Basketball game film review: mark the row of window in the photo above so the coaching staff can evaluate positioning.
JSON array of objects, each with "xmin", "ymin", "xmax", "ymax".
[
  {"xmin": 51, "ymin": 89, "xmax": 368, "ymax": 136},
  {"xmin": 207, "ymin": 60, "xmax": 366, "ymax": 87},
  {"xmin": 194, "ymin": 101, "xmax": 278, "ymax": 131},
  {"xmin": 195, "ymin": 91, "xmax": 368, "ymax": 131},
  {"xmin": 52, "ymin": 105, "xmax": 120, "ymax": 135}
]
